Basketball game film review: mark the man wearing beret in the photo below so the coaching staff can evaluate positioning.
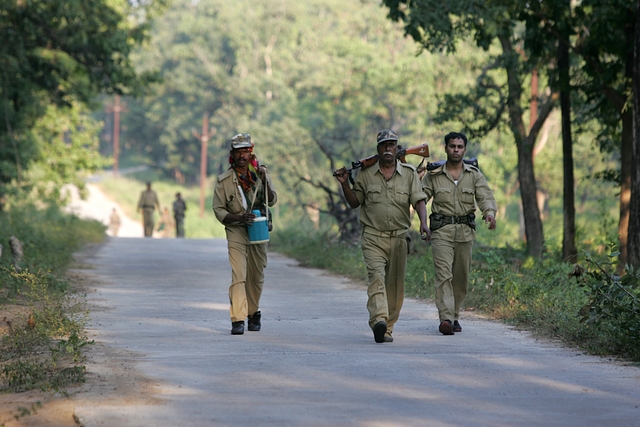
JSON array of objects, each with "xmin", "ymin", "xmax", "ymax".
[
  {"xmin": 334, "ymin": 129, "xmax": 429, "ymax": 343},
  {"xmin": 213, "ymin": 133, "xmax": 277, "ymax": 335}
]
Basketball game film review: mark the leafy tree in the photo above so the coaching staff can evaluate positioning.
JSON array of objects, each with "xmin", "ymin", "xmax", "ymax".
[
  {"xmin": 0, "ymin": 0, "xmax": 165, "ymax": 204},
  {"xmin": 383, "ymin": 0, "xmax": 559, "ymax": 258},
  {"xmin": 521, "ymin": 0, "xmax": 638, "ymax": 268}
]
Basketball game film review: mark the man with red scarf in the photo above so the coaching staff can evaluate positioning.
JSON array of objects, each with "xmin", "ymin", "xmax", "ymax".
[{"xmin": 213, "ymin": 133, "xmax": 277, "ymax": 335}]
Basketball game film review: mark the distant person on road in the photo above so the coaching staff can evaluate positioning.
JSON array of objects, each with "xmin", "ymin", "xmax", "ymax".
[
  {"xmin": 157, "ymin": 207, "xmax": 175, "ymax": 238},
  {"xmin": 137, "ymin": 181, "xmax": 160, "ymax": 237},
  {"xmin": 422, "ymin": 132, "xmax": 497, "ymax": 335},
  {"xmin": 173, "ymin": 192, "xmax": 187, "ymax": 238},
  {"xmin": 212, "ymin": 133, "xmax": 277, "ymax": 335},
  {"xmin": 334, "ymin": 129, "xmax": 429, "ymax": 344},
  {"xmin": 109, "ymin": 207, "xmax": 121, "ymax": 237}
]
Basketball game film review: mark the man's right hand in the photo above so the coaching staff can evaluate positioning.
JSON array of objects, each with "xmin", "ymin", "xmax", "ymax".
[
  {"xmin": 236, "ymin": 212, "xmax": 257, "ymax": 225},
  {"xmin": 334, "ymin": 167, "xmax": 349, "ymax": 185}
]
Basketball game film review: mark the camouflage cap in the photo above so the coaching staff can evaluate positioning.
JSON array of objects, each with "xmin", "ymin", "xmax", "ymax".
[
  {"xmin": 230, "ymin": 133, "xmax": 253, "ymax": 150},
  {"xmin": 376, "ymin": 129, "xmax": 398, "ymax": 144}
]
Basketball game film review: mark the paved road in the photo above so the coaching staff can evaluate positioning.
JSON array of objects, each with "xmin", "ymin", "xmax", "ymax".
[{"xmin": 73, "ymin": 237, "xmax": 640, "ymax": 427}]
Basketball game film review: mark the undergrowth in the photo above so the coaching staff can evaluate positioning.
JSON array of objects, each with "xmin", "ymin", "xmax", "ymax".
[{"xmin": 0, "ymin": 204, "xmax": 104, "ymax": 394}]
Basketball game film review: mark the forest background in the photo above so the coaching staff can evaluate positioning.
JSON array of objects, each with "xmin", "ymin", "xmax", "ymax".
[{"xmin": 1, "ymin": 0, "xmax": 640, "ymax": 397}]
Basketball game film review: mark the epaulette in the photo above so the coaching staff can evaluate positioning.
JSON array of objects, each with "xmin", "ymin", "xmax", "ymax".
[{"xmin": 399, "ymin": 162, "xmax": 417, "ymax": 171}]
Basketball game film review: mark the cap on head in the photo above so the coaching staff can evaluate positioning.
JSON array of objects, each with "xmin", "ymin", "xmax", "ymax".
[
  {"xmin": 376, "ymin": 129, "xmax": 398, "ymax": 145},
  {"xmin": 231, "ymin": 133, "xmax": 253, "ymax": 150}
]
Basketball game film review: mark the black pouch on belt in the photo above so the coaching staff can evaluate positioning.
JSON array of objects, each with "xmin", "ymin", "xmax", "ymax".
[{"xmin": 429, "ymin": 213, "xmax": 446, "ymax": 232}]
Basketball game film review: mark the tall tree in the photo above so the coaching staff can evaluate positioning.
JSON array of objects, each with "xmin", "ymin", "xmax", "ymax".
[
  {"xmin": 0, "ymin": 0, "xmax": 164, "ymax": 200},
  {"xmin": 629, "ymin": 0, "xmax": 640, "ymax": 269},
  {"xmin": 384, "ymin": 0, "xmax": 557, "ymax": 258}
]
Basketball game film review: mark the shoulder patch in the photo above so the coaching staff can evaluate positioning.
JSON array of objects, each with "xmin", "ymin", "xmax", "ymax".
[
  {"xmin": 400, "ymin": 162, "xmax": 417, "ymax": 171},
  {"xmin": 218, "ymin": 169, "xmax": 234, "ymax": 181}
]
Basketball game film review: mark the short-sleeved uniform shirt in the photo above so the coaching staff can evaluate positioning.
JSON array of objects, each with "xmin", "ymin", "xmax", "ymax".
[
  {"xmin": 422, "ymin": 162, "xmax": 497, "ymax": 242},
  {"xmin": 353, "ymin": 161, "xmax": 427, "ymax": 233},
  {"xmin": 212, "ymin": 169, "xmax": 278, "ymax": 244}
]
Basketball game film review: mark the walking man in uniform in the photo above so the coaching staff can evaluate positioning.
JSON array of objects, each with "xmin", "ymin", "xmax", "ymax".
[
  {"xmin": 173, "ymin": 192, "xmax": 187, "ymax": 238},
  {"xmin": 212, "ymin": 133, "xmax": 277, "ymax": 335},
  {"xmin": 109, "ymin": 207, "xmax": 121, "ymax": 237},
  {"xmin": 137, "ymin": 181, "xmax": 160, "ymax": 237},
  {"xmin": 422, "ymin": 132, "xmax": 497, "ymax": 335},
  {"xmin": 334, "ymin": 129, "xmax": 429, "ymax": 343}
]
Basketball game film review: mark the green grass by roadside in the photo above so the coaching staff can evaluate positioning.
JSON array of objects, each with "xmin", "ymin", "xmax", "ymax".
[{"xmin": 0, "ymin": 204, "xmax": 105, "ymax": 397}]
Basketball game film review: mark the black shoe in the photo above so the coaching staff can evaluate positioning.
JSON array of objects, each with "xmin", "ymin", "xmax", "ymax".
[
  {"xmin": 439, "ymin": 320, "xmax": 455, "ymax": 335},
  {"xmin": 247, "ymin": 311, "xmax": 261, "ymax": 332},
  {"xmin": 231, "ymin": 321, "xmax": 244, "ymax": 335},
  {"xmin": 453, "ymin": 320, "xmax": 462, "ymax": 333},
  {"xmin": 373, "ymin": 321, "xmax": 387, "ymax": 343}
]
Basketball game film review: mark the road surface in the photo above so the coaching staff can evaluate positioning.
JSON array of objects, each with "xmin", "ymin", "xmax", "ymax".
[
  {"xmin": 68, "ymin": 236, "xmax": 640, "ymax": 427},
  {"xmin": 59, "ymin": 183, "xmax": 640, "ymax": 427}
]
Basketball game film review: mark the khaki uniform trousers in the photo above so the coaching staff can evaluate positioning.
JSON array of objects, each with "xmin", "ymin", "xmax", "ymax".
[
  {"xmin": 142, "ymin": 208, "xmax": 155, "ymax": 237},
  {"xmin": 432, "ymin": 237, "xmax": 473, "ymax": 322},
  {"xmin": 361, "ymin": 231, "xmax": 407, "ymax": 333},
  {"xmin": 227, "ymin": 240, "xmax": 267, "ymax": 322}
]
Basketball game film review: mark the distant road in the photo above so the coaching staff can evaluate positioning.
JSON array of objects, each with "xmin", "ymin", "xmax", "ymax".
[{"xmin": 64, "ymin": 183, "xmax": 142, "ymax": 237}]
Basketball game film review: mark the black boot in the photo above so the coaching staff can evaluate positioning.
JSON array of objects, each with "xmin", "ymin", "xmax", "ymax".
[
  {"xmin": 247, "ymin": 311, "xmax": 261, "ymax": 332},
  {"xmin": 231, "ymin": 321, "xmax": 244, "ymax": 335}
]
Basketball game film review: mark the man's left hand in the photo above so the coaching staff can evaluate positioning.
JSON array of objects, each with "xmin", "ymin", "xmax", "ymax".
[
  {"xmin": 258, "ymin": 165, "xmax": 268, "ymax": 181},
  {"xmin": 485, "ymin": 215, "xmax": 496, "ymax": 230},
  {"xmin": 420, "ymin": 223, "xmax": 432, "ymax": 241}
]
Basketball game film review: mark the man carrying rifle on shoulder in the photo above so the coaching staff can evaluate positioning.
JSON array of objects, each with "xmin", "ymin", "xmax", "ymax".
[
  {"xmin": 422, "ymin": 132, "xmax": 497, "ymax": 336},
  {"xmin": 334, "ymin": 129, "xmax": 429, "ymax": 344}
]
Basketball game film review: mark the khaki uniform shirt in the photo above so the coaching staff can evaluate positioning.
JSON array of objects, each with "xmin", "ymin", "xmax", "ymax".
[
  {"xmin": 422, "ymin": 162, "xmax": 497, "ymax": 242},
  {"xmin": 137, "ymin": 190, "xmax": 159, "ymax": 210},
  {"xmin": 212, "ymin": 169, "xmax": 278, "ymax": 244},
  {"xmin": 353, "ymin": 161, "xmax": 427, "ymax": 233}
]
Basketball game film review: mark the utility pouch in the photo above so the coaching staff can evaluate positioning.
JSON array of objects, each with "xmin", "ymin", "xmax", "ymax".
[
  {"xmin": 429, "ymin": 213, "xmax": 446, "ymax": 232},
  {"xmin": 467, "ymin": 213, "xmax": 476, "ymax": 230}
]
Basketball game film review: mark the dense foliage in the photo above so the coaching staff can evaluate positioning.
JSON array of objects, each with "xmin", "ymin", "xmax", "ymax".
[
  {"xmin": 0, "ymin": 0, "xmax": 165, "ymax": 205},
  {"xmin": 97, "ymin": 0, "xmax": 619, "ymax": 255}
]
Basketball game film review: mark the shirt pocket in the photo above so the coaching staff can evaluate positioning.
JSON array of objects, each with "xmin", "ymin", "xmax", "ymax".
[
  {"xmin": 366, "ymin": 185, "xmax": 382, "ymax": 203},
  {"xmin": 461, "ymin": 187, "xmax": 475, "ymax": 205},
  {"xmin": 394, "ymin": 189, "xmax": 410, "ymax": 205},
  {"xmin": 226, "ymin": 192, "xmax": 243, "ymax": 214},
  {"xmin": 434, "ymin": 187, "xmax": 453, "ymax": 204}
]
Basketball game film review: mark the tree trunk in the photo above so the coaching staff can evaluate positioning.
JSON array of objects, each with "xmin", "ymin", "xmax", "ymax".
[
  {"xmin": 500, "ymin": 36, "xmax": 545, "ymax": 258},
  {"xmin": 619, "ymin": 111, "xmax": 633, "ymax": 270},
  {"xmin": 628, "ymin": 0, "xmax": 640, "ymax": 269},
  {"xmin": 558, "ymin": 28, "xmax": 577, "ymax": 263}
]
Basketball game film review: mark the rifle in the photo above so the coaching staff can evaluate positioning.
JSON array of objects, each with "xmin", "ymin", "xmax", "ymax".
[
  {"xmin": 424, "ymin": 157, "xmax": 479, "ymax": 172},
  {"xmin": 333, "ymin": 142, "xmax": 430, "ymax": 183}
]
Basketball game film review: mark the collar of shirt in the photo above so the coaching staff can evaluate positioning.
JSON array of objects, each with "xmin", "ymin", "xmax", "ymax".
[{"xmin": 372, "ymin": 160, "xmax": 403, "ymax": 177}]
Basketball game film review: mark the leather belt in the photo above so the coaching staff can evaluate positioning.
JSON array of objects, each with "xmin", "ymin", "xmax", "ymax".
[{"xmin": 363, "ymin": 226, "xmax": 408, "ymax": 238}]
